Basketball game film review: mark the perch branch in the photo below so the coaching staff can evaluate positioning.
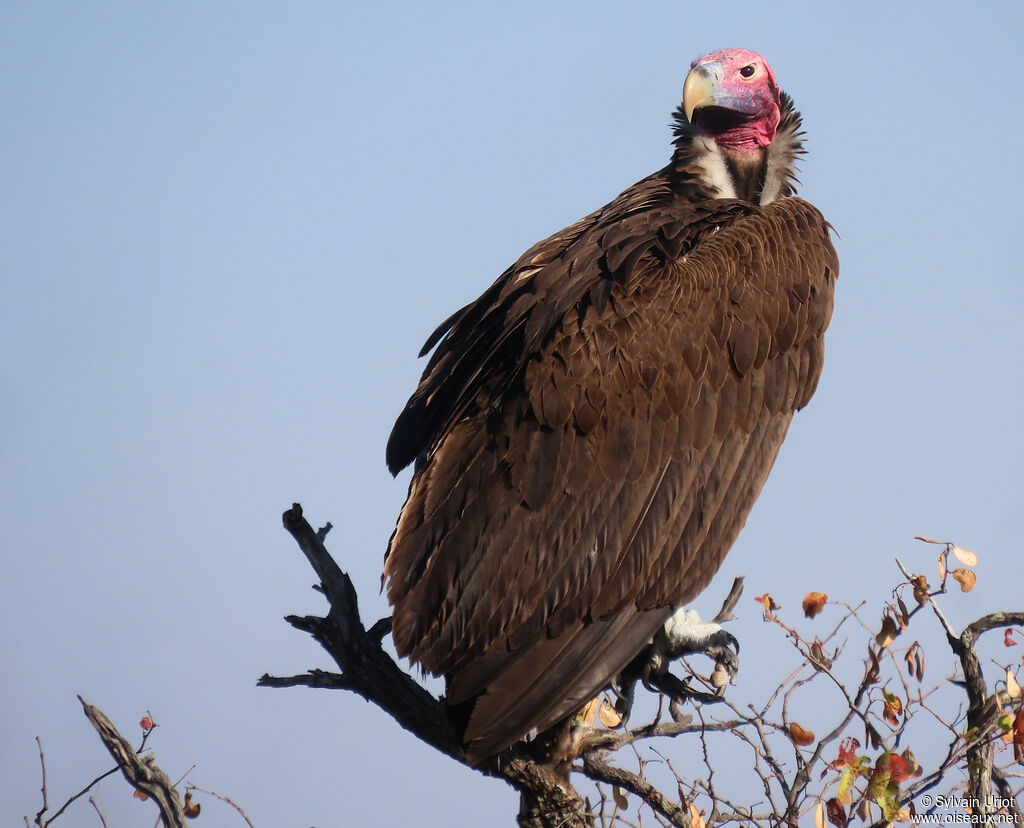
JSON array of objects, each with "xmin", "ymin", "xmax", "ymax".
[{"xmin": 264, "ymin": 503, "xmax": 599, "ymax": 828}]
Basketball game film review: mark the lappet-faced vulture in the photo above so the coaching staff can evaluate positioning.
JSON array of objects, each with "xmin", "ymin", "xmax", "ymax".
[{"xmin": 384, "ymin": 48, "xmax": 837, "ymax": 764}]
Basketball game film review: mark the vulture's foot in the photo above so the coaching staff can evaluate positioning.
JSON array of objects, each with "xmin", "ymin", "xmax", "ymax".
[
  {"xmin": 654, "ymin": 607, "xmax": 739, "ymax": 685},
  {"xmin": 646, "ymin": 607, "xmax": 739, "ymax": 701},
  {"xmin": 613, "ymin": 607, "xmax": 739, "ymax": 720}
]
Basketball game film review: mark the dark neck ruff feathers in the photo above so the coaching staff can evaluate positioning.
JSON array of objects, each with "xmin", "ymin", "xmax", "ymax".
[{"xmin": 667, "ymin": 91, "xmax": 805, "ymax": 205}]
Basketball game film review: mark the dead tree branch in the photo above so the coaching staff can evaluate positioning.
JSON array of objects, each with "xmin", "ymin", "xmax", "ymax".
[
  {"xmin": 262, "ymin": 503, "xmax": 606, "ymax": 828},
  {"xmin": 78, "ymin": 697, "xmax": 186, "ymax": 828}
]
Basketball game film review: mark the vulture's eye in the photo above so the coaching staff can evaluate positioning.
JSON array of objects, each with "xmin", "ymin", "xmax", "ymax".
[{"xmin": 739, "ymin": 64, "xmax": 757, "ymax": 78}]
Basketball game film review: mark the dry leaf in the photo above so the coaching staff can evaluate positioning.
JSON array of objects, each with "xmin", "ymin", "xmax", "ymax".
[
  {"xmin": 576, "ymin": 697, "xmax": 600, "ymax": 724},
  {"xmin": 826, "ymin": 797, "xmax": 848, "ymax": 828},
  {"xmin": 689, "ymin": 802, "xmax": 706, "ymax": 828},
  {"xmin": 598, "ymin": 698, "xmax": 623, "ymax": 728},
  {"xmin": 709, "ymin": 661, "xmax": 730, "ymax": 689},
  {"xmin": 133, "ymin": 789, "xmax": 149, "ymax": 802},
  {"xmin": 901, "ymin": 746, "xmax": 922, "ymax": 778},
  {"xmin": 937, "ymin": 552, "xmax": 947, "ymax": 583},
  {"xmin": 1007, "ymin": 669, "xmax": 1022, "ymax": 700},
  {"xmin": 904, "ymin": 642, "xmax": 918, "ymax": 675},
  {"xmin": 915, "ymin": 535, "xmax": 943, "ymax": 544},
  {"xmin": 866, "ymin": 646, "xmax": 881, "ymax": 684},
  {"xmin": 183, "ymin": 790, "xmax": 201, "ymax": 819},
  {"xmin": 810, "ymin": 639, "xmax": 832, "ymax": 669},
  {"xmin": 905, "ymin": 641, "xmax": 925, "ymax": 681},
  {"xmin": 951, "ymin": 568, "xmax": 977, "ymax": 592},
  {"xmin": 876, "ymin": 615, "xmax": 899, "ymax": 648},
  {"xmin": 911, "ymin": 574, "xmax": 930, "ymax": 605},
  {"xmin": 896, "ymin": 597, "xmax": 910, "ymax": 627},
  {"xmin": 952, "ymin": 545, "xmax": 978, "ymax": 566},
  {"xmin": 612, "ymin": 785, "xmax": 628, "ymax": 810},
  {"xmin": 789, "ymin": 722, "xmax": 815, "ymax": 746},
  {"xmin": 802, "ymin": 592, "xmax": 828, "ymax": 619},
  {"xmin": 815, "ymin": 800, "xmax": 826, "ymax": 828}
]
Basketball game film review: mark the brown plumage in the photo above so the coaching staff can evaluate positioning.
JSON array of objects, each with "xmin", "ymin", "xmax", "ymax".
[{"xmin": 384, "ymin": 49, "xmax": 838, "ymax": 763}]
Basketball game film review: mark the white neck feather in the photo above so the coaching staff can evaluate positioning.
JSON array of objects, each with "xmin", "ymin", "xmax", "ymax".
[
  {"xmin": 693, "ymin": 120, "xmax": 803, "ymax": 206},
  {"xmin": 693, "ymin": 137, "xmax": 738, "ymax": 200},
  {"xmin": 760, "ymin": 117, "xmax": 803, "ymax": 205}
]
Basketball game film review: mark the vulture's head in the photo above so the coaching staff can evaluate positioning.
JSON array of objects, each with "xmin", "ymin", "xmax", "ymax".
[{"xmin": 683, "ymin": 48, "xmax": 782, "ymax": 151}]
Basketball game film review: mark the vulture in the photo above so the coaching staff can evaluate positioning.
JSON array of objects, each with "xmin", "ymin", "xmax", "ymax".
[{"xmin": 383, "ymin": 48, "xmax": 837, "ymax": 764}]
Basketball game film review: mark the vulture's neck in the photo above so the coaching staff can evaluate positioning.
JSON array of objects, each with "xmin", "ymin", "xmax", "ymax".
[{"xmin": 668, "ymin": 92, "xmax": 805, "ymax": 206}]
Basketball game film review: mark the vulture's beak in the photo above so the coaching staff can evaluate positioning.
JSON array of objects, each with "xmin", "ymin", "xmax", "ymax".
[{"xmin": 683, "ymin": 61, "xmax": 722, "ymax": 122}]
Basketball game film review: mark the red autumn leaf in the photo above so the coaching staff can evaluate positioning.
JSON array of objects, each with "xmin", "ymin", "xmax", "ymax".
[
  {"xmin": 837, "ymin": 736, "xmax": 860, "ymax": 766},
  {"xmin": 882, "ymin": 691, "xmax": 903, "ymax": 726},
  {"xmin": 789, "ymin": 722, "xmax": 815, "ymax": 746},
  {"xmin": 885, "ymin": 752, "xmax": 910, "ymax": 783},
  {"xmin": 826, "ymin": 797, "xmax": 848, "ymax": 828},
  {"xmin": 1013, "ymin": 710, "xmax": 1024, "ymax": 764},
  {"xmin": 1005, "ymin": 629, "xmax": 1018, "ymax": 648},
  {"xmin": 139, "ymin": 715, "xmax": 154, "ymax": 731},
  {"xmin": 802, "ymin": 592, "xmax": 828, "ymax": 619},
  {"xmin": 754, "ymin": 593, "xmax": 779, "ymax": 613}
]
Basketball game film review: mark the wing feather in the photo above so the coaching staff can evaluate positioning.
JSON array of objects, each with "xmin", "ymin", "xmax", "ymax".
[{"xmin": 385, "ymin": 191, "xmax": 838, "ymax": 759}]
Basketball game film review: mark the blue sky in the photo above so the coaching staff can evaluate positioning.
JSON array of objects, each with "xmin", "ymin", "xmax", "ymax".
[{"xmin": 3, "ymin": 3, "xmax": 1023, "ymax": 825}]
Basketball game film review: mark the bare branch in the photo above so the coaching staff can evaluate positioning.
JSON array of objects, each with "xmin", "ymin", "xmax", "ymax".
[
  {"xmin": 87, "ymin": 798, "xmax": 108, "ymax": 828},
  {"xmin": 711, "ymin": 576, "xmax": 745, "ymax": 624},
  {"xmin": 78, "ymin": 697, "xmax": 186, "ymax": 828},
  {"xmin": 261, "ymin": 504, "xmax": 462, "ymax": 760},
  {"xmin": 581, "ymin": 755, "xmax": 691, "ymax": 827},
  {"xmin": 187, "ymin": 785, "xmax": 256, "ymax": 828}
]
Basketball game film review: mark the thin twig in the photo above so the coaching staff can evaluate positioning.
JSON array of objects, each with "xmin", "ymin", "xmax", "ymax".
[
  {"xmin": 187, "ymin": 784, "xmax": 256, "ymax": 827},
  {"xmin": 88, "ymin": 797, "xmax": 109, "ymax": 828}
]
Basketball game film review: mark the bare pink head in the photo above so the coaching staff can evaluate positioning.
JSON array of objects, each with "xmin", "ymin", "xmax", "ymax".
[{"xmin": 683, "ymin": 48, "xmax": 781, "ymax": 151}]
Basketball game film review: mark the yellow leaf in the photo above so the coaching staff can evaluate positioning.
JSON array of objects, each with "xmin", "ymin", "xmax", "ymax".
[
  {"xmin": 576, "ymin": 697, "xmax": 600, "ymax": 724},
  {"xmin": 598, "ymin": 698, "xmax": 623, "ymax": 728},
  {"xmin": 951, "ymin": 568, "xmax": 977, "ymax": 592},
  {"xmin": 952, "ymin": 545, "xmax": 978, "ymax": 567}
]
